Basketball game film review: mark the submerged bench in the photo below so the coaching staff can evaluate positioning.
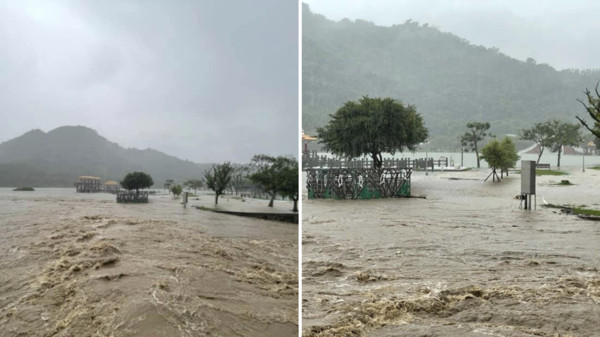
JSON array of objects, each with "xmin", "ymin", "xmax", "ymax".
[{"xmin": 537, "ymin": 163, "xmax": 551, "ymax": 170}]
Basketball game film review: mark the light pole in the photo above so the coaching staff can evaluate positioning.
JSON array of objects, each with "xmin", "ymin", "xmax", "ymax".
[{"xmin": 582, "ymin": 142, "xmax": 586, "ymax": 172}]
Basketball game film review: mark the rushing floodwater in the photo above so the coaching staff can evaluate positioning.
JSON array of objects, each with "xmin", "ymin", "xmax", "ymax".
[
  {"xmin": 0, "ymin": 189, "xmax": 298, "ymax": 337},
  {"xmin": 303, "ymin": 165, "xmax": 600, "ymax": 337}
]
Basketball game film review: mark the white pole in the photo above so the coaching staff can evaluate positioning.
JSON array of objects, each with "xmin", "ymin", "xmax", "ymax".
[{"xmin": 583, "ymin": 145, "xmax": 586, "ymax": 172}]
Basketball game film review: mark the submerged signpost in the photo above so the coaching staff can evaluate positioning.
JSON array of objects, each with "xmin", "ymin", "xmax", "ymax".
[{"xmin": 521, "ymin": 160, "xmax": 536, "ymax": 210}]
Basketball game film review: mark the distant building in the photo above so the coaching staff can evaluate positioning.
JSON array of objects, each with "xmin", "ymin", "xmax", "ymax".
[
  {"xmin": 585, "ymin": 141, "xmax": 598, "ymax": 155},
  {"xmin": 104, "ymin": 180, "xmax": 119, "ymax": 193},
  {"xmin": 75, "ymin": 176, "xmax": 101, "ymax": 193},
  {"xmin": 302, "ymin": 132, "xmax": 318, "ymax": 155}
]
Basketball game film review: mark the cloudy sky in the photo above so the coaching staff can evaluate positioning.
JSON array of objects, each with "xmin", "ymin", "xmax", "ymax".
[
  {"xmin": 304, "ymin": 0, "xmax": 600, "ymax": 70},
  {"xmin": 0, "ymin": 0, "xmax": 298, "ymax": 163}
]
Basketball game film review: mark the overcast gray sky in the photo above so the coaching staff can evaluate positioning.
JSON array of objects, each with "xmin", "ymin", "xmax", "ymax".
[
  {"xmin": 304, "ymin": 0, "xmax": 600, "ymax": 70},
  {"xmin": 0, "ymin": 0, "xmax": 298, "ymax": 163}
]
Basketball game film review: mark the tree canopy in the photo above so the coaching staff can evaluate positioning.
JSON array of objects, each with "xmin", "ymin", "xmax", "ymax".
[
  {"xmin": 164, "ymin": 179, "xmax": 174, "ymax": 193},
  {"xmin": 170, "ymin": 184, "xmax": 182, "ymax": 197},
  {"xmin": 120, "ymin": 172, "xmax": 154, "ymax": 193},
  {"xmin": 277, "ymin": 159, "xmax": 299, "ymax": 212},
  {"xmin": 317, "ymin": 96, "xmax": 428, "ymax": 168},
  {"xmin": 519, "ymin": 121, "xmax": 554, "ymax": 164},
  {"xmin": 183, "ymin": 179, "xmax": 203, "ymax": 194},
  {"xmin": 204, "ymin": 162, "xmax": 233, "ymax": 205},
  {"xmin": 230, "ymin": 165, "xmax": 251, "ymax": 196},
  {"xmin": 576, "ymin": 82, "xmax": 600, "ymax": 139},
  {"xmin": 548, "ymin": 120, "xmax": 581, "ymax": 168},
  {"xmin": 480, "ymin": 137, "xmax": 519, "ymax": 182},
  {"xmin": 500, "ymin": 137, "xmax": 520, "ymax": 172},
  {"xmin": 249, "ymin": 154, "xmax": 298, "ymax": 207},
  {"xmin": 461, "ymin": 122, "xmax": 492, "ymax": 168}
]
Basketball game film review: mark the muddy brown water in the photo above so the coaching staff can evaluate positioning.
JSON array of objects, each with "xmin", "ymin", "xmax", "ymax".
[
  {"xmin": 0, "ymin": 189, "xmax": 297, "ymax": 336},
  {"xmin": 303, "ymin": 168, "xmax": 600, "ymax": 337}
]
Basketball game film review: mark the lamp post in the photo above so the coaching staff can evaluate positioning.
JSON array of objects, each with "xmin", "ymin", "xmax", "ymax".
[{"xmin": 582, "ymin": 143, "xmax": 586, "ymax": 172}]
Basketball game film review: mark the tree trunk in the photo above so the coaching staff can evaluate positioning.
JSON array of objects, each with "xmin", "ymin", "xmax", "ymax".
[
  {"xmin": 215, "ymin": 193, "xmax": 219, "ymax": 205},
  {"xmin": 557, "ymin": 146, "xmax": 562, "ymax": 168},
  {"xmin": 268, "ymin": 194, "xmax": 275, "ymax": 207},
  {"xmin": 537, "ymin": 147, "xmax": 544, "ymax": 164},
  {"xmin": 474, "ymin": 140, "xmax": 480, "ymax": 168},
  {"xmin": 292, "ymin": 198, "xmax": 298, "ymax": 212},
  {"xmin": 371, "ymin": 152, "xmax": 382, "ymax": 169}
]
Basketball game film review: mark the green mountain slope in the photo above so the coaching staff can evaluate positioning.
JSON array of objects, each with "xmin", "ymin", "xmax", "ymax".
[
  {"xmin": 0, "ymin": 126, "xmax": 212, "ymax": 187},
  {"xmin": 302, "ymin": 4, "xmax": 600, "ymax": 150}
]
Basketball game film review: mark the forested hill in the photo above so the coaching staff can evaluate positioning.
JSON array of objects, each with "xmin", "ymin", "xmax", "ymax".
[
  {"xmin": 0, "ymin": 126, "xmax": 212, "ymax": 187},
  {"xmin": 302, "ymin": 4, "xmax": 600, "ymax": 150}
]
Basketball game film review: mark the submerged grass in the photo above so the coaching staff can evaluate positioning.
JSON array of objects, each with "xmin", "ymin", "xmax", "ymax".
[
  {"xmin": 536, "ymin": 169, "xmax": 567, "ymax": 176},
  {"xmin": 572, "ymin": 207, "xmax": 600, "ymax": 216},
  {"xmin": 543, "ymin": 203, "xmax": 600, "ymax": 217},
  {"xmin": 552, "ymin": 180, "xmax": 574, "ymax": 186}
]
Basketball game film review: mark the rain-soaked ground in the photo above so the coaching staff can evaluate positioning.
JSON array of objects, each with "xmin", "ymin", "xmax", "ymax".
[
  {"xmin": 0, "ymin": 189, "xmax": 297, "ymax": 337},
  {"xmin": 303, "ymin": 167, "xmax": 600, "ymax": 337}
]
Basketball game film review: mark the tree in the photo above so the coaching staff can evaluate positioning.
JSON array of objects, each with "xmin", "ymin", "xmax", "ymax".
[
  {"xmin": 170, "ymin": 184, "xmax": 182, "ymax": 197},
  {"xmin": 500, "ymin": 137, "xmax": 520, "ymax": 177},
  {"xmin": 480, "ymin": 137, "xmax": 519, "ymax": 182},
  {"xmin": 164, "ymin": 179, "xmax": 174, "ymax": 194},
  {"xmin": 576, "ymin": 82, "xmax": 600, "ymax": 138},
  {"xmin": 548, "ymin": 120, "xmax": 582, "ymax": 168},
  {"xmin": 480, "ymin": 139, "xmax": 503, "ymax": 182},
  {"xmin": 249, "ymin": 154, "xmax": 296, "ymax": 207},
  {"xmin": 317, "ymin": 96, "xmax": 428, "ymax": 168},
  {"xmin": 461, "ymin": 122, "xmax": 492, "ymax": 168},
  {"xmin": 230, "ymin": 165, "xmax": 250, "ymax": 195},
  {"xmin": 183, "ymin": 179, "xmax": 203, "ymax": 194},
  {"xmin": 519, "ymin": 121, "xmax": 554, "ymax": 164},
  {"xmin": 204, "ymin": 162, "xmax": 233, "ymax": 205},
  {"xmin": 277, "ymin": 159, "xmax": 299, "ymax": 212},
  {"xmin": 121, "ymin": 172, "xmax": 154, "ymax": 193}
]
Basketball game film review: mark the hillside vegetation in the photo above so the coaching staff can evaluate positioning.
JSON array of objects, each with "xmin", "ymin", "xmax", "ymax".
[
  {"xmin": 302, "ymin": 4, "xmax": 600, "ymax": 150},
  {"xmin": 0, "ymin": 126, "xmax": 212, "ymax": 187}
]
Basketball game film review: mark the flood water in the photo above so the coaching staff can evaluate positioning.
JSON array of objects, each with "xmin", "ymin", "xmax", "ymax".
[
  {"xmin": 0, "ymin": 189, "xmax": 298, "ymax": 336},
  {"xmin": 302, "ymin": 166, "xmax": 600, "ymax": 336}
]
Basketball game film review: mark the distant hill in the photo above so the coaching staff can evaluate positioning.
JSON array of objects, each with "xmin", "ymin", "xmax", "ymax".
[
  {"xmin": 0, "ymin": 126, "xmax": 213, "ymax": 187},
  {"xmin": 302, "ymin": 4, "xmax": 600, "ymax": 150}
]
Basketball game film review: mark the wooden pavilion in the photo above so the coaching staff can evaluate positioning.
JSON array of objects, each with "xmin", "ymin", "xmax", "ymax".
[
  {"xmin": 104, "ymin": 180, "xmax": 119, "ymax": 193},
  {"xmin": 75, "ymin": 176, "xmax": 102, "ymax": 193}
]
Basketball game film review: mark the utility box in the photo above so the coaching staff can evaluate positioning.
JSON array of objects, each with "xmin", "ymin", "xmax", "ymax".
[{"xmin": 521, "ymin": 160, "xmax": 536, "ymax": 194}]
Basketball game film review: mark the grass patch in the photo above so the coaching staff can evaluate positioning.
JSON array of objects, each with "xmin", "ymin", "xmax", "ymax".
[
  {"xmin": 543, "ymin": 204, "xmax": 600, "ymax": 217},
  {"xmin": 572, "ymin": 207, "xmax": 600, "ymax": 216},
  {"xmin": 13, "ymin": 187, "xmax": 35, "ymax": 191},
  {"xmin": 552, "ymin": 180, "xmax": 574, "ymax": 186},
  {"xmin": 536, "ymin": 169, "xmax": 567, "ymax": 176},
  {"xmin": 590, "ymin": 166, "xmax": 600, "ymax": 170},
  {"xmin": 195, "ymin": 206, "xmax": 214, "ymax": 211}
]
